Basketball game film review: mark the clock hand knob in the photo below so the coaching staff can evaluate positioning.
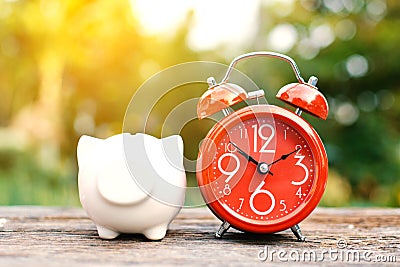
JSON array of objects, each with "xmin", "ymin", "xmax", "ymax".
[{"xmin": 229, "ymin": 141, "xmax": 273, "ymax": 176}]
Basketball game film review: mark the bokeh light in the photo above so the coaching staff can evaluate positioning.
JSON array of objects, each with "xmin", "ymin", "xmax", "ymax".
[{"xmin": 345, "ymin": 54, "xmax": 369, "ymax": 78}]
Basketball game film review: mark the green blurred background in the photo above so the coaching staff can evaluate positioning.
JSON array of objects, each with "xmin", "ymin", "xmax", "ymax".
[{"xmin": 0, "ymin": 0, "xmax": 399, "ymax": 207}]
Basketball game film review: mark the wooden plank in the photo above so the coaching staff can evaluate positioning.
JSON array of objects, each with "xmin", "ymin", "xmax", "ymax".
[{"xmin": 0, "ymin": 206, "xmax": 399, "ymax": 266}]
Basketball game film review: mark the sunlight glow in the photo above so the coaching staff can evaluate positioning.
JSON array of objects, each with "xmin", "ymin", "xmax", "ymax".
[
  {"xmin": 130, "ymin": 0, "xmax": 195, "ymax": 36},
  {"xmin": 130, "ymin": 0, "xmax": 260, "ymax": 52}
]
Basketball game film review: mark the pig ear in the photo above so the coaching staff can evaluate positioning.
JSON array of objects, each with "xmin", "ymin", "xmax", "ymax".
[
  {"xmin": 160, "ymin": 135, "xmax": 184, "ymax": 168},
  {"xmin": 77, "ymin": 135, "xmax": 103, "ymax": 169},
  {"xmin": 161, "ymin": 135, "xmax": 183, "ymax": 156}
]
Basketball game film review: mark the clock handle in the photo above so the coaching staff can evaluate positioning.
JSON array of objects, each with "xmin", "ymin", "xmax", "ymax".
[
  {"xmin": 221, "ymin": 51, "xmax": 306, "ymax": 84},
  {"xmin": 220, "ymin": 51, "xmax": 328, "ymax": 120},
  {"xmin": 198, "ymin": 51, "xmax": 328, "ymax": 120}
]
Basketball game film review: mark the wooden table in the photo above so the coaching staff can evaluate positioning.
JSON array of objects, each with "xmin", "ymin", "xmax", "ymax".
[{"xmin": 0, "ymin": 206, "xmax": 399, "ymax": 266}]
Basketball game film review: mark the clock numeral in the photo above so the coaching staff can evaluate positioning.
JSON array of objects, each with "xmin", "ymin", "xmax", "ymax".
[
  {"xmin": 218, "ymin": 152, "xmax": 240, "ymax": 183},
  {"xmin": 224, "ymin": 142, "xmax": 237, "ymax": 153},
  {"xmin": 223, "ymin": 184, "xmax": 231, "ymax": 196},
  {"xmin": 279, "ymin": 200, "xmax": 287, "ymax": 211},
  {"xmin": 295, "ymin": 187, "xmax": 303, "ymax": 198},
  {"xmin": 249, "ymin": 181, "xmax": 276, "ymax": 215},
  {"xmin": 284, "ymin": 129, "xmax": 287, "ymax": 140},
  {"xmin": 240, "ymin": 128, "xmax": 248, "ymax": 139},
  {"xmin": 291, "ymin": 145, "xmax": 309, "ymax": 186},
  {"xmin": 237, "ymin": 198, "xmax": 245, "ymax": 211},
  {"xmin": 251, "ymin": 124, "xmax": 276, "ymax": 153}
]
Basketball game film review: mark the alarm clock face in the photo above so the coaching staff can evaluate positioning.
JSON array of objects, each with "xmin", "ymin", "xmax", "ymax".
[{"xmin": 197, "ymin": 105, "xmax": 327, "ymax": 233}]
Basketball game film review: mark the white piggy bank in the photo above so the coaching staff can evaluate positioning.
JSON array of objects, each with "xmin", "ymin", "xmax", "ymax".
[{"xmin": 77, "ymin": 133, "xmax": 186, "ymax": 240}]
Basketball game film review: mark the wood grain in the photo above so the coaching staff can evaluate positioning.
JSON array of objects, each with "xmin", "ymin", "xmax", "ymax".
[{"xmin": 0, "ymin": 206, "xmax": 399, "ymax": 266}]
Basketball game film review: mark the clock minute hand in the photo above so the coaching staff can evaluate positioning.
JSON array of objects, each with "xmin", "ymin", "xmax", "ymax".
[
  {"xmin": 269, "ymin": 147, "xmax": 301, "ymax": 166},
  {"xmin": 229, "ymin": 141, "xmax": 259, "ymax": 165}
]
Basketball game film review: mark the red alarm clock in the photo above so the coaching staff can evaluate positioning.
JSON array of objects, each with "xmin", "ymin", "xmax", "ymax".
[{"xmin": 196, "ymin": 52, "xmax": 329, "ymax": 241}]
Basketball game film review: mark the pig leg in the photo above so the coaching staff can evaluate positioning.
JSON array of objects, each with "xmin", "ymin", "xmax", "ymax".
[
  {"xmin": 143, "ymin": 225, "xmax": 168, "ymax": 240},
  {"xmin": 96, "ymin": 225, "xmax": 119, "ymax": 239}
]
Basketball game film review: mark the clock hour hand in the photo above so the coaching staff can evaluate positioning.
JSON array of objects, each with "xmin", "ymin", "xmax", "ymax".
[
  {"xmin": 229, "ymin": 141, "xmax": 273, "ymax": 176},
  {"xmin": 229, "ymin": 141, "xmax": 259, "ymax": 165},
  {"xmin": 269, "ymin": 147, "xmax": 300, "ymax": 166}
]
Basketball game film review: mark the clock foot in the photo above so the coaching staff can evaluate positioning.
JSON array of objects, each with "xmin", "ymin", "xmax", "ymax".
[
  {"xmin": 290, "ymin": 224, "xmax": 306, "ymax": 242},
  {"xmin": 215, "ymin": 221, "xmax": 231, "ymax": 238}
]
